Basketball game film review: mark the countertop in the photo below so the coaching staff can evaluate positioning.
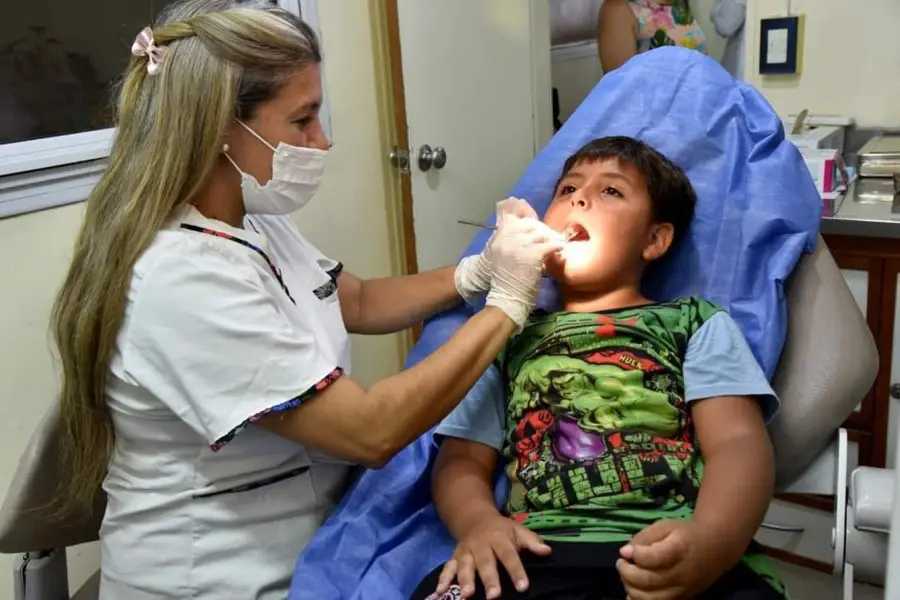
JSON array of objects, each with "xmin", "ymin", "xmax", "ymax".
[{"xmin": 821, "ymin": 178, "xmax": 900, "ymax": 239}]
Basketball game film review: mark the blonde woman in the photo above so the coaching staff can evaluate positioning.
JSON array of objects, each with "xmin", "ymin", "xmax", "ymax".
[{"xmin": 51, "ymin": 1, "xmax": 563, "ymax": 597}]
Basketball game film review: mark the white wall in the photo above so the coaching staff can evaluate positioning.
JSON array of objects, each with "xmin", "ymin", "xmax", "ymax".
[
  {"xmin": 551, "ymin": 0, "xmax": 726, "ymax": 124},
  {"xmin": 745, "ymin": 0, "xmax": 900, "ymax": 127},
  {"xmin": 0, "ymin": 2, "xmax": 403, "ymax": 595}
]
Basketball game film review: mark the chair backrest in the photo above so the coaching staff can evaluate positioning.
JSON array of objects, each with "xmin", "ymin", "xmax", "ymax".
[
  {"xmin": 0, "ymin": 400, "xmax": 105, "ymax": 553},
  {"xmin": 0, "ymin": 238, "xmax": 878, "ymax": 552},
  {"xmin": 770, "ymin": 237, "xmax": 879, "ymax": 488}
]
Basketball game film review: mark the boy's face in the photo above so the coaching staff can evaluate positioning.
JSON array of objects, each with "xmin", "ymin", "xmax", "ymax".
[{"xmin": 543, "ymin": 157, "xmax": 673, "ymax": 292}]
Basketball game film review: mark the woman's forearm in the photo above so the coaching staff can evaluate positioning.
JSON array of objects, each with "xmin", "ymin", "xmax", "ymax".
[
  {"xmin": 259, "ymin": 306, "xmax": 515, "ymax": 467},
  {"xmin": 365, "ymin": 306, "xmax": 515, "ymax": 459},
  {"xmin": 693, "ymin": 434, "xmax": 774, "ymax": 566},
  {"xmin": 348, "ymin": 267, "xmax": 461, "ymax": 335}
]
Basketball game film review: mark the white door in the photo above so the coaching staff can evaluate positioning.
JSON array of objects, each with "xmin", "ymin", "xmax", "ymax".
[{"xmin": 396, "ymin": 0, "xmax": 552, "ymax": 272}]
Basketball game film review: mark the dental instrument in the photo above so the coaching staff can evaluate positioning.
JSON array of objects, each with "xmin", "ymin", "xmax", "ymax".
[
  {"xmin": 457, "ymin": 219, "xmax": 578, "ymax": 242},
  {"xmin": 456, "ymin": 219, "xmax": 495, "ymax": 231}
]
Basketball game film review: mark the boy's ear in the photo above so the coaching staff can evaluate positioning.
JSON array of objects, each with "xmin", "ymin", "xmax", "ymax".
[{"xmin": 642, "ymin": 223, "xmax": 674, "ymax": 262}]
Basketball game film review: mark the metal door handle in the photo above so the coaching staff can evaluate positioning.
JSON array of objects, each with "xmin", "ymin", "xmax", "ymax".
[
  {"xmin": 760, "ymin": 521, "xmax": 806, "ymax": 533},
  {"xmin": 417, "ymin": 144, "xmax": 447, "ymax": 171},
  {"xmin": 891, "ymin": 383, "xmax": 900, "ymax": 399}
]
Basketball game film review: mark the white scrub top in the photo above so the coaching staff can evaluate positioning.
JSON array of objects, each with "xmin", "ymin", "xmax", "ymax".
[{"xmin": 100, "ymin": 205, "xmax": 352, "ymax": 599}]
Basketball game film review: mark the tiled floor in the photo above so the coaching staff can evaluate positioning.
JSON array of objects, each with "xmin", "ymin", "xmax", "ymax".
[{"xmin": 775, "ymin": 560, "xmax": 883, "ymax": 600}]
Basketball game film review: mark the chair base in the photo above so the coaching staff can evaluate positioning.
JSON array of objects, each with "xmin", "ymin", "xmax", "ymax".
[{"xmin": 13, "ymin": 550, "xmax": 69, "ymax": 600}]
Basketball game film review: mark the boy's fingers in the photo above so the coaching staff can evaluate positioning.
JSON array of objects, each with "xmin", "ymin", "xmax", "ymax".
[
  {"xmin": 631, "ymin": 539, "xmax": 682, "ymax": 570},
  {"xmin": 630, "ymin": 520, "xmax": 679, "ymax": 547},
  {"xmin": 616, "ymin": 558, "xmax": 668, "ymax": 592},
  {"xmin": 516, "ymin": 528, "xmax": 552, "ymax": 556},
  {"xmin": 493, "ymin": 537, "xmax": 529, "ymax": 594},
  {"xmin": 456, "ymin": 552, "xmax": 478, "ymax": 598},
  {"xmin": 435, "ymin": 558, "xmax": 458, "ymax": 594},
  {"xmin": 472, "ymin": 545, "xmax": 503, "ymax": 600}
]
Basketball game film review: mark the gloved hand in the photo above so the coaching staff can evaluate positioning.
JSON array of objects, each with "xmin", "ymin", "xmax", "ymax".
[
  {"xmin": 484, "ymin": 214, "xmax": 565, "ymax": 329},
  {"xmin": 454, "ymin": 198, "xmax": 540, "ymax": 305}
]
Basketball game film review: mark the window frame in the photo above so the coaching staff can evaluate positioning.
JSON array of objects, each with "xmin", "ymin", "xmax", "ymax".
[{"xmin": 0, "ymin": 0, "xmax": 328, "ymax": 219}]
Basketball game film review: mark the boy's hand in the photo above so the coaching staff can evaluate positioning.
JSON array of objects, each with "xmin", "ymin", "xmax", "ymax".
[
  {"xmin": 616, "ymin": 519, "xmax": 720, "ymax": 600},
  {"xmin": 436, "ymin": 515, "xmax": 551, "ymax": 599}
]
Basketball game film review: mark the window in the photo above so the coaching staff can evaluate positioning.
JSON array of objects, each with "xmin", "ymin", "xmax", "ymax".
[{"xmin": 0, "ymin": 0, "xmax": 328, "ymax": 218}]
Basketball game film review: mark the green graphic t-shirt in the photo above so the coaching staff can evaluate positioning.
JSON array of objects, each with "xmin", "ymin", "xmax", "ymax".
[
  {"xmin": 498, "ymin": 298, "xmax": 720, "ymax": 543},
  {"xmin": 437, "ymin": 297, "xmax": 787, "ymax": 595}
]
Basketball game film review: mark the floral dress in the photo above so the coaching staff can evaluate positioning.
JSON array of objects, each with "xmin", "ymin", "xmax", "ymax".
[{"xmin": 628, "ymin": 0, "xmax": 708, "ymax": 54}]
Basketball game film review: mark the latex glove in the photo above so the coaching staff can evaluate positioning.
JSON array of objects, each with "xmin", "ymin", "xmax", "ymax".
[
  {"xmin": 484, "ymin": 214, "xmax": 564, "ymax": 329},
  {"xmin": 454, "ymin": 198, "xmax": 541, "ymax": 305}
]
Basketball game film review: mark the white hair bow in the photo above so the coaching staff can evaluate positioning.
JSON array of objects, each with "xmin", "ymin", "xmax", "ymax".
[{"xmin": 131, "ymin": 26, "xmax": 165, "ymax": 75}]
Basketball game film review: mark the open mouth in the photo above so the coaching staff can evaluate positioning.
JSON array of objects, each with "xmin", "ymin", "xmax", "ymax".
[{"xmin": 564, "ymin": 222, "xmax": 590, "ymax": 242}]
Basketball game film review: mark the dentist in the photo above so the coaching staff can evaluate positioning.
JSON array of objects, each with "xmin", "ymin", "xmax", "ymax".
[{"xmin": 50, "ymin": 1, "xmax": 561, "ymax": 598}]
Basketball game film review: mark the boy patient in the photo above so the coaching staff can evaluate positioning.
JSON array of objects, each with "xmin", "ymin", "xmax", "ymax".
[{"xmin": 412, "ymin": 137, "xmax": 787, "ymax": 600}]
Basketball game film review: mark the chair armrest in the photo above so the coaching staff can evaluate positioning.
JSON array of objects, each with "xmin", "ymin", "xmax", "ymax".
[{"xmin": 851, "ymin": 467, "xmax": 895, "ymax": 534}]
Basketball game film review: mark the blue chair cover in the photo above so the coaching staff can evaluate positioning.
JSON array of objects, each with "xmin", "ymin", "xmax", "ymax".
[{"xmin": 290, "ymin": 47, "xmax": 821, "ymax": 600}]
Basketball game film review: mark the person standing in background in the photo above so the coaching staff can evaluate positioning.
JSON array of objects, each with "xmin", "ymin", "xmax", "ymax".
[
  {"xmin": 596, "ymin": 0, "xmax": 707, "ymax": 73},
  {"xmin": 711, "ymin": 0, "xmax": 747, "ymax": 79}
]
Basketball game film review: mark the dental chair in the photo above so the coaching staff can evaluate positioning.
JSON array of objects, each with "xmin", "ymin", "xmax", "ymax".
[{"xmin": 0, "ymin": 400, "xmax": 103, "ymax": 600}]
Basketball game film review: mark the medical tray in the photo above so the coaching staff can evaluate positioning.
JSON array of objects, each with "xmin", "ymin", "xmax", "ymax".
[{"xmin": 858, "ymin": 136, "xmax": 900, "ymax": 178}]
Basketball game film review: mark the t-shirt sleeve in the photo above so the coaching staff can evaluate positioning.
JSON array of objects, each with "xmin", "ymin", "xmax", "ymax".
[
  {"xmin": 435, "ymin": 364, "xmax": 506, "ymax": 452},
  {"xmin": 683, "ymin": 311, "xmax": 780, "ymax": 423},
  {"xmin": 124, "ymin": 245, "xmax": 342, "ymax": 450}
]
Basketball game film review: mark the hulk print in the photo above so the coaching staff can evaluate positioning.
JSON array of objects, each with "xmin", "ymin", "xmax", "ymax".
[
  {"xmin": 494, "ymin": 298, "xmax": 787, "ymax": 595},
  {"xmin": 498, "ymin": 298, "xmax": 719, "ymax": 539}
]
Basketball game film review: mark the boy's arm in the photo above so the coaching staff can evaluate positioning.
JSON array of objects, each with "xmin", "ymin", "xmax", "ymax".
[
  {"xmin": 430, "ymin": 364, "xmax": 552, "ymax": 597},
  {"xmin": 691, "ymin": 395, "xmax": 774, "ymax": 568},
  {"xmin": 685, "ymin": 311, "xmax": 777, "ymax": 568},
  {"xmin": 619, "ymin": 311, "xmax": 778, "ymax": 598},
  {"xmin": 432, "ymin": 362, "xmax": 508, "ymax": 537},
  {"xmin": 433, "ymin": 438, "xmax": 503, "ymax": 539},
  {"xmin": 433, "ymin": 438, "xmax": 551, "ymax": 598}
]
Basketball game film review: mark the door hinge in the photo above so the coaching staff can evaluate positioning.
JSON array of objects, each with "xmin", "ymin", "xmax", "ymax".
[{"xmin": 389, "ymin": 146, "xmax": 410, "ymax": 174}]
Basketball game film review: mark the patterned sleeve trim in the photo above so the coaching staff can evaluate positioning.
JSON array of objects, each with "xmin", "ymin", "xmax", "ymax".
[
  {"xmin": 326, "ymin": 262, "xmax": 344, "ymax": 280},
  {"xmin": 210, "ymin": 367, "xmax": 344, "ymax": 452}
]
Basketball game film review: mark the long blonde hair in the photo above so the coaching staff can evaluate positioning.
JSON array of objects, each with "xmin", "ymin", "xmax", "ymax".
[{"xmin": 50, "ymin": 0, "xmax": 321, "ymax": 516}]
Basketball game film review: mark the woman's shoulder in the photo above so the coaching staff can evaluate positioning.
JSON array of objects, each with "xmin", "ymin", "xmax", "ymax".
[
  {"xmin": 136, "ymin": 227, "xmax": 258, "ymax": 280},
  {"xmin": 600, "ymin": 0, "xmax": 637, "ymax": 17},
  {"xmin": 128, "ymin": 228, "xmax": 270, "ymax": 324}
]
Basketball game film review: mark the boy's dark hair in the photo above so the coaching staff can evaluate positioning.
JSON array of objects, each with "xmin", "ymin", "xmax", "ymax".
[{"xmin": 556, "ymin": 136, "xmax": 697, "ymax": 246}]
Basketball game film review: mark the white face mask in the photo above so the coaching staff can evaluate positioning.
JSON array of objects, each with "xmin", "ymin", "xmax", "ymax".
[{"xmin": 224, "ymin": 121, "xmax": 328, "ymax": 215}]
